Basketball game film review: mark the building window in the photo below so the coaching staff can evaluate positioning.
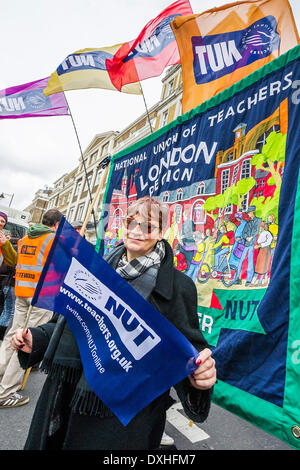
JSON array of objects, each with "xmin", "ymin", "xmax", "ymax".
[
  {"xmin": 221, "ymin": 169, "xmax": 230, "ymax": 193},
  {"xmin": 85, "ymin": 175, "xmax": 92, "ymax": 191},
  {"xmin": 174, "ymin": 205, "xmax": 182, "ymax": 223},
  {"xmin": 161, "ymin": 110, "xmax": 168, "ymax": 128},
  {"xmin": 197, "ymin": 182, "xmax": 205, "ymax": 195},
  {"xmin": 231, "ymin": 165, "xmax": 239, "ymax": 185},
  {"xmin": 256, "ymin": 124, "xmax": 280, "ymax": 153},
  {"xmin": 225, "ymin": 204, "xmax": 233, "ymax": 215},
  {"xmin": 193, "ymin": 202, "xmax": 206, "ymax": 224},
  {"xmin": 102, "ymin": 143, "xmax": 109, "ymax": 155},
  {"xmin": 241, "ymin": 158, "xmax": 251, "ymax": 179},
  {"xmin": 175, "ymin": 100, "xmax": 182, "ymax": 119},
  {"xmin": 176, "ymin": 188, "xmax": 183, "ymax": 201},
  {"xmin": 77, "ymin": 204, "xmax": 84, "ymax": 221},
  {"xmin": 75, "ymin": 180, "xmax": 82, "ymax": 196},
  {"xmin": 95, "ymin": 168, "xmax": 103, "ymax": 186},
  {"xmin": 90, "ymin": 151, "xmax": 97, "ymax": 165},
  {"xmin": 167, "ymin": 79, "xmax": 174, "ymax": 96},
  {"xmin": 163, "ymin": 192, "xmax": 169, "ymax": 202},
  {"xmin": 241, "ymin": 193, "xmax": 249, "ymax": 211},
  {"xmin": 111, "ymin": 208, "xmax": 123, "ymax": 230},
  {"xmin": 68, "ymin": 207, "xmax": 75, "ymax": 222}
]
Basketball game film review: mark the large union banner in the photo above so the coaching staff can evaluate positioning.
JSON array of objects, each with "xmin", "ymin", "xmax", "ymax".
[{"xmin": 97, "ymin": 45, "xmax": 300, "ymax": 448}]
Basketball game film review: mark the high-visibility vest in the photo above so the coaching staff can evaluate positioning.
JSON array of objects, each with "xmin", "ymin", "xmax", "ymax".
[{"xmin": 15, "ymin": 232, "xmax": 55, "ymax": 297}]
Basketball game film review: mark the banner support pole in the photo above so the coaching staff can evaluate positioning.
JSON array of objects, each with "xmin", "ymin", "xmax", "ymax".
[
  {"xmin": 22, "ymin": 305, "xmax": 33, "ymax": 332},
  {"xmin": 140, "ymin": 84, "xmax": 153, "ymax": 134},
  {"xmin": 79, "ymin": 158, "xmax": 111, "ymax": 238},
  {"xmin": 63, "ymin": 92, "xmax": 98, "ymax": 234}
]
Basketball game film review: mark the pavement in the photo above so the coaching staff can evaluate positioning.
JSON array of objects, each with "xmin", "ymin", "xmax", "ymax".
[{"xmin": 0, "ymin": 364, "xmax": 294, "ymax": 452}]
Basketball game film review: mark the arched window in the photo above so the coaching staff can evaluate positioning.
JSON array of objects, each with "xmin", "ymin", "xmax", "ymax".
[
  {"xmin": 112, "ymin": 208, "xmax": 123, "ymax": 229},
  {"xmin": 193, "ymin": 202, "xmax": 206, "ymax": 225},
  {"xmin": 197, "ymin": 182, "xmax": 205, "ymax": 195},
  {"xmin": 176, "ymin": 188, "xmax": 183, "ymax": 201},
  {"xmin": 192, "ymin": 199, "xmax": 206, "ymax": 225},
  {"xmin": 163, "ymin": 192, "xmax": 169, "ymax": 202}
]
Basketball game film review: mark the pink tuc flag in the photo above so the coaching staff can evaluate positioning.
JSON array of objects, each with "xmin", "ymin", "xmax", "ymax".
[
  {"xmin": 106, "ymin": 0, "xmax": 193, "ymax": 91},
  {"xmin": 0, "ymin": 77, "xmax": 69, "ymax": 119}
]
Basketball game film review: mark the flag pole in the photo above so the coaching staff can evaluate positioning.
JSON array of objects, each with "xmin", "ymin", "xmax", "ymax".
[
  {"xmin": 63, "ymin": 92, "xmax": 98, "ymax": 234},
  {"xmin": 140, "ymin": 84, "xmax": 153, "ymax": 134},
  {"xmin": 79, "ymin": 158, "xmax": 111, "ymax": 237},
  {"xmin": 22, "ymin": 305, "xmax": 33, "ymax": 332}
]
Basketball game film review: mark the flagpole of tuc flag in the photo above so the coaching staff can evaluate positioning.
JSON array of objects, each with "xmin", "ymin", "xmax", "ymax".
[
  {"xmin": 140, "ymin": 84, "xmax": 153, "ymax": 134},
  {"xmin": 62, "ymin": 91, "xmax": 98, "ymax": 234},
  {"xmin": 79, "ymin": 157, "xmax": 111, "ymax": 237}
]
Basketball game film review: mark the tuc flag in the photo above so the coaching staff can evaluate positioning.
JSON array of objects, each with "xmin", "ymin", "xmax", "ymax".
[
  {"xmin": 171, "ymin": 0, "xmax": 299, "ymax": 113},
  {"xmin": 44, "ymin": 45, "xmax": 141, "ymax": 96},
  {"xmin": 106, "ymin": 0, "xmax": 193, "ymax": 91},
  {"xmin": 98, "ymin": 45, "xmax": 300, "ymax": 448},
  {"xmin": 32, "ymin": 218, "xmax": 198, "ymax": 426},
  {"xmin": 0, "ymin": 77, "xmax": 69, "ymax": 119}
]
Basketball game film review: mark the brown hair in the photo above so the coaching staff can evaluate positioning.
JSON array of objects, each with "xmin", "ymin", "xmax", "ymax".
[
  {"xmin": 42, "ymin": 209, "xmax": 63, "ymax": 227},
  {"xmin": 125, "ymin": 196, "xmax": 169, "ymax": 232}
]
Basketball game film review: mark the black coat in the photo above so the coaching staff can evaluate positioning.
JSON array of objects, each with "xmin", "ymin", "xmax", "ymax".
[{"xmin": 19, "ymin": 240, "xmax": 211, "ymax": 450}]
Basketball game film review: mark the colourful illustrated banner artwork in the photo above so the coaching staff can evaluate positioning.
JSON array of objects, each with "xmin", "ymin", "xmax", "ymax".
[{"xmin": 97, "ymin": 45, "xmax": 300, "ymax": 449}]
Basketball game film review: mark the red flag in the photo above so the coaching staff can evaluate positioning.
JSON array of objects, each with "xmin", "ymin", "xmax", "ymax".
[{"xmin": 106, "ymin": 0, "xmax": 193, "ymax": 90}]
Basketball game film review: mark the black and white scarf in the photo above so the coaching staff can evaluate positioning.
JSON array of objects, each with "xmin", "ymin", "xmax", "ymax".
[{"xmin": 116, "ymin": 240, "xmax": 165, "ymax": 280}]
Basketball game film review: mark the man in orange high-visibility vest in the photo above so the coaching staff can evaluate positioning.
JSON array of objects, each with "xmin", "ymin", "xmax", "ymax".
[{"xmin": 0, "ymin": 209, "xmax": 63, "ymax": 408}]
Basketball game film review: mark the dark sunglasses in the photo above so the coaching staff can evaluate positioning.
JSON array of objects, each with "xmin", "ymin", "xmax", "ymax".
[{"xmin": 124, "ymin": 217, "xmax": 160, "ymax": 235}]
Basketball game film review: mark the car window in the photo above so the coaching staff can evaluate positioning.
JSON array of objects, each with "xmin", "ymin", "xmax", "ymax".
[{"xmin": 5, "ymin": 222, "xmax": 27, "ymax": 240}]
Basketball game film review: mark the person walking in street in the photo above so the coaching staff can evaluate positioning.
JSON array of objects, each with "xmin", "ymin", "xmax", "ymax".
[
  {"xmin": 0, "ymin": 211, "xmax": 17, "ymax": 269},
  {"xmin": 0, "ymin": 212, "xmax": 18, "ymax": 339},
  {"xmin": 0, "ymin": 209, "xmax": 63, "ymax": 408},
  {"xmin": 11, "ymin": 197, "xmax": 216, "ymax": 450}
]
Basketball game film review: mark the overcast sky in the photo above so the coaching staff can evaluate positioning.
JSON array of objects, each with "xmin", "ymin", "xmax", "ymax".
[{"xmin": 0, "ymin": 0, "xmax": 299, "ymax": 210}]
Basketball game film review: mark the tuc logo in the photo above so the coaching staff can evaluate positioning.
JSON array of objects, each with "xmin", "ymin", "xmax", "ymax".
[
  {"xmin": 73, "ymin": 269, "xmax": 103, "ymax": 302},
  {"xmin": 64, "ymin": 259, "xmax": 102, "ymax": 303},
  {"xmin": 192, "ymin": 15, "xmax": 280, "ymax": 84}
]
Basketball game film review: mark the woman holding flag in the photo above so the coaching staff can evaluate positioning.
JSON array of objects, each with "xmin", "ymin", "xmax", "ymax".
[{"xmin": 11, "ymin": 196, "xmax": 216, "ymax": 450}]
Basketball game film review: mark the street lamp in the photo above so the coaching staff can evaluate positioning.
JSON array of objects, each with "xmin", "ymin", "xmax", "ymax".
[{"xmin": 0, "ymin": 192, "xmax": 14, "ymax": 207}]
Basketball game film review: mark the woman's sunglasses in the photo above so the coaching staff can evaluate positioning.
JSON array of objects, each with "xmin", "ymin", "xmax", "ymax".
[{"xmin": 124, "ymin": 217, "xmax": 160, "ymax": 235}]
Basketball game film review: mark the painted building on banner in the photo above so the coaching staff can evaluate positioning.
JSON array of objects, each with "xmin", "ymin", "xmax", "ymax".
[{"xmin": 105, "ymin": 101, "xmax": 285, "ymax": 242}]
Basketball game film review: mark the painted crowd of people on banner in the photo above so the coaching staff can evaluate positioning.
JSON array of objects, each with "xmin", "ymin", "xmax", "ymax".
[
  {"xmin": 104, "ymin": 204, "xmax": 279, "ymax": 289},
  {"xmin": 167, "ymin": 207, "xmax": 278, "ymax": 288}
]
